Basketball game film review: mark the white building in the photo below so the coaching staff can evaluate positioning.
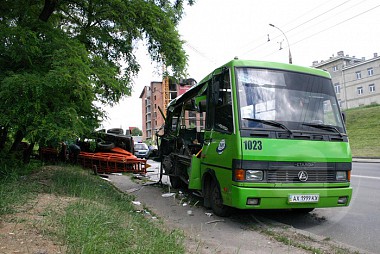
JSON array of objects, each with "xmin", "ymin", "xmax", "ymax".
[{"xmin": 312, "ymin": 51, "xmax": 380, "ymax": 109}]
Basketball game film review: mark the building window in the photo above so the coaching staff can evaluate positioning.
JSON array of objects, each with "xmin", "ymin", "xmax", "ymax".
[
  {"xmin": 337, "ymin": 100, "xmax": 342, "ymax": 108},
  {"xmin": 188, "ymin": 111, "xmax": 197, "ymax": 127},
  {"xmin": 368, "ymin": 68, "xmax": 374, "ymax": 76},
  {"xmin": 332, "ymin": 65, "xmax": 339, "ymax": 72},
  {"xmin": 369, "ymin": 84, "xmax": 375, "ymax": 92},
  {"xmin": 199, "ymin": 113, "xmax": 205, "ymax": 129},
  {"xmin": 356, "ymin": 71, "xmax": 362, "ymax": 80},
  {"xmin": 357, "ymin": 86, "xmax": 363, "ymax": 95},
  {"xmin": 334, "ymin": 83, "xmax": 341, "ymax": 94}
]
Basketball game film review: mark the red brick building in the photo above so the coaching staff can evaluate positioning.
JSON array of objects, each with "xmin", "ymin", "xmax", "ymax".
[{"xmin": 139, "ymin": 79, "xmax": 195, "ymax": 141}]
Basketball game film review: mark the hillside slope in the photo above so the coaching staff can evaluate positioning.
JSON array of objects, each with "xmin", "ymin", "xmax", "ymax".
[{"xmin": 345, "ymin": 104, "xmax": 380, "ymax": 157}]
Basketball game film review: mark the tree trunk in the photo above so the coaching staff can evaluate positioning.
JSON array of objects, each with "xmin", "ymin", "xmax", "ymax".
[
  {"xmin": 0, "ymin": 125, "xmax": 8, "ymax": 152},
  {"xmin": 9, "ymin": 130, "xmax": 24, "ymax": 152},
  {"xmin": 39, "ymin": 0, "xmax": 58, "ymax": 21},
  {"xmin": 23, "ymin": 142, "xmax": 35, "ymax": 164}
]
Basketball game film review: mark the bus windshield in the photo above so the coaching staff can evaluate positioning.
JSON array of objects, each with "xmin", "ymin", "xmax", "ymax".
[{"xmin": 236, "ymin": 67, "xmax": 345, "ymax": 134}]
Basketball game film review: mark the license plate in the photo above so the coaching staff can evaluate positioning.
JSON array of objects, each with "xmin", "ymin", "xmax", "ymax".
[{"xmin": 288, "ymin": 194, "xmax": 319, "ymax": 203}]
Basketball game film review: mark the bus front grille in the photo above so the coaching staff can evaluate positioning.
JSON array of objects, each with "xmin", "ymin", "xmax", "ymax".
[{"xmin": 267, "ymin": 170, "xmax": 336, "ymax": 183}]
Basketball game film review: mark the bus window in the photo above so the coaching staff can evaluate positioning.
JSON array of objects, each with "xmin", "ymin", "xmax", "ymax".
[{"xmin": 214, "ymin": 72, "xmax": 233, "ymax": 133}]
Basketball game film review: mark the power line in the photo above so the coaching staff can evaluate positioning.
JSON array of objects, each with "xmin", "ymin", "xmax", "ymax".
[
  {"xmin": 284, "ymin": 0, "xmax": 370, "ymax": 45},
  {"xmin": 294, "ymin": 3, "xmax": 380, "ymax": 45},
  {"xmin": 240, "ymin": 0, "xmax": 352, "ymax": 56},
  {"xmin": 184, "ymin": 1, "xmax": 378, "ymax": 66},
  {"xmin": 184, "ymin": 42, "xmax": 217, "ymax": 65},
  {"xmin": 280, "ymin": 0, "xmax": 335, "ymax": 29},
  {"xmin": 241, "ymin": 0, "xmax": 374, "ymax": 58},
  {"xmin": 238, "ymin": 0, "xmax": 333, "ymax": 51},
  {"xmin": 283, "ymin": 0, "xmax": 354, "ymax": 35}
]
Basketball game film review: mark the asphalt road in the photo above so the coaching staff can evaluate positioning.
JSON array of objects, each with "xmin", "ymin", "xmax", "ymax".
[{"xmin": 258, "ymin": 162, "xmax": 380, "ymax": 254}]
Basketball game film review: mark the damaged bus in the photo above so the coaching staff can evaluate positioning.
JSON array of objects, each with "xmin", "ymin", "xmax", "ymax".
[{"xmin": 159, "ymin": 59, "xmax": 352, "ymax": 216}]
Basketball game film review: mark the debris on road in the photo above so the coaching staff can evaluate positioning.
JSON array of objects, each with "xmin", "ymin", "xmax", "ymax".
[
  {"xmin": 78, "ymin": 147, "xmax": 147, "ymax": 175},
  {"xmin": 161, "ymin": 193, "xmax": 175, "ymax": 198},
  {"xmin": 125, "ymin": 187, "xmax": 141, "ymax": 193},
  {"xmin": 206, "ymin": 219, "xmax": 225, "ymax": 224}
]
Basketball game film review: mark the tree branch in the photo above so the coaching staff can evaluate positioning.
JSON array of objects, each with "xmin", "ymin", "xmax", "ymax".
[{"xmin": 39, "ymin": 0, "xmax": 58, "ymax": 22}]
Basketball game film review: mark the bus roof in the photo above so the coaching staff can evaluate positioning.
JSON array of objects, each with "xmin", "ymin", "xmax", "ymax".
[
  {"xmin": 199, "ymin": 59, "xmax": 331, "ymax": 84},
  {"xmin": 168, "ymin": 59, "xmax": 331, "ymax": 108}
]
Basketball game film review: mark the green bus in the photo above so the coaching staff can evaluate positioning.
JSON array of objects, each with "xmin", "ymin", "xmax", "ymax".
[{"xmin": 159, "ymin": 59, "xmax": 352, "ymax": 216}]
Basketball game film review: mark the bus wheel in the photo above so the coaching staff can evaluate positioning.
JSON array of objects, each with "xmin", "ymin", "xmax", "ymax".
[
  {"xmin": 169, "ymin": 176, "xmax": 183, "ymax": 189},
  {"xmin": 210, "ymin": 180, "xmax": 231, "ymax": 217}
]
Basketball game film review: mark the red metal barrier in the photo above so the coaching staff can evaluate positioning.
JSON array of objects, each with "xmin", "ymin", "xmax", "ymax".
[{"xmin": 78, "ymin": 148, "xmax": 146, "ymax": 175}]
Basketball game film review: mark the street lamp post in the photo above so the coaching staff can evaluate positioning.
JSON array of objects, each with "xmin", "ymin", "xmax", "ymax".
[{"xmin": 269, "ymin": 24, "xmax": 292, "ymax": 64}]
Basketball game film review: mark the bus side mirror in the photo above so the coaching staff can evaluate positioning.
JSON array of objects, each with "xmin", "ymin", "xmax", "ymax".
[
  {"xmin": 198, "ymin": 100, "xmax": 207, "ymax": 112},
  {"xmin": 211, "ymin": 81, "xmax": 220, "ymax": 105},
  {"xmin": 341, "ymin": 112, "xmax": 346, "ymax": 123}
]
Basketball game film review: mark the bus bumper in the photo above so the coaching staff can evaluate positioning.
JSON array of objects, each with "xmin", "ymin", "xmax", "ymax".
[{"xmin": 230, "ymin": 185, "xmax": 352, "ymax": 209}]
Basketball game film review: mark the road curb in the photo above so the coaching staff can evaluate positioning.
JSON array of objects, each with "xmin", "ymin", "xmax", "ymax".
[
  {"xmin": 256, "ymin": 216, "xmax": 375, "ymax": 254},
  {"xmin": 352, "ymin": 158, "xmax": 380, "ymax": 163}
]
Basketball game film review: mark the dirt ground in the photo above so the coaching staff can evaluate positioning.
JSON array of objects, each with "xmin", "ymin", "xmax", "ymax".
[{"xmin": 0, "ymin": 193, "xmax": 72, "ymax": 254}]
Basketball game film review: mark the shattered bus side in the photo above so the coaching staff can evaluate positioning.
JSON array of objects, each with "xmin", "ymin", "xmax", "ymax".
[{"xmin": 159, "ymin": 59, "xmax": 352, "ymax": 216}]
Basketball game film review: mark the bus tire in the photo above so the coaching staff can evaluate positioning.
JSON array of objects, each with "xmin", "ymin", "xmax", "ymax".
[
  {"xmin": 210, "ymin": 180, "xmax": 231, "ymax": 217},
  {"xmin": 169, "ymin": 176, "xmax": 183, "ymax": 189}
]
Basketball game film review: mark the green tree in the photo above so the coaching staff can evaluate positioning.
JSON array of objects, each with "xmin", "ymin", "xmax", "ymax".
[
  {"xmin": 0, "ymin": 0, "xmax": 194, "ymax": 161},
  {"xmin": 131, "ymin": 128, "xmax": 143, "ymax": 136}
]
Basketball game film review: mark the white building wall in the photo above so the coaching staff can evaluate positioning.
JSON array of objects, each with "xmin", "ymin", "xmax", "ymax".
[{"xmin": 313, "ymin": 51, "xmax": 380, "ymax": 110}]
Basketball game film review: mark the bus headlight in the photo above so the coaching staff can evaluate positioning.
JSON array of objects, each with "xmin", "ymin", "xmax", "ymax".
[
  {"xmin": 336, "ymin": 171, "xmax": 347, "ymax": 181},
  {"xmin": 246, "ymin": 170, "xmax": 263, "ymax": 181}
]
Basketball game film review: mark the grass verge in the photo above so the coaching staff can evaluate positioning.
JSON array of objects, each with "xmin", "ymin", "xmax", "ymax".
[
  {"xmin": 345, "ymin": 104, "xmax": 380, "ymax": 157},
  {"xmin": 0, "ymin": 164, "xmax": 185, "ymax": 254},
  {"xmin": 0, "ymin": 159, "xmax": 42, "ymax": 215}
]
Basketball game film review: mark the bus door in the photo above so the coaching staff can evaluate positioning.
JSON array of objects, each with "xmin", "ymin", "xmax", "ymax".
[{"xmin": 200, "ymin": 70, "xmax": 236, "ymax": 203}]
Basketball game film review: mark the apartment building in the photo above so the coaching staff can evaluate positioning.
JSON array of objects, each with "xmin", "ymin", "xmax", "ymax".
[
  {"xmin": 139, "ymin": 78, "xmax": 195, "ymax": 141},
  {"xmin": 312, "ymin": 50, "xmax": 380, "ymax": 109}
]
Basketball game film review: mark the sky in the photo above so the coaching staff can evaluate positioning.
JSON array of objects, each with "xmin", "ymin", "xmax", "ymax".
[{"xmin": 101, "ymin": 0, "xmax": 380, "ymax": 130}]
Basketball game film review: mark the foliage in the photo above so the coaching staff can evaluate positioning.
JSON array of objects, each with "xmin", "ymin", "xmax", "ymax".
[
  {"xmin": 0, "ymin": 0, "xmax": 194, "ymax": 156},
  {"xmin": 131, "ymin": 127, "xmax": 143, "ymax": 136},
  {"xmin": 0, "ymin": 37, "xmax": 98, "ymax": 145}
]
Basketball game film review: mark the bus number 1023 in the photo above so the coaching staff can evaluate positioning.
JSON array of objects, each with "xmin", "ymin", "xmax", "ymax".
[{"xmin": 243, "ymin": 140, "xmax": 263, "ymax": 150}]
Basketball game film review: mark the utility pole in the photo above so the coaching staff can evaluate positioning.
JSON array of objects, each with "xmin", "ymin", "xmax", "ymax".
[{"xmin": 269, "ymin": 24, "xmax": 292, "ymax": 64}]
